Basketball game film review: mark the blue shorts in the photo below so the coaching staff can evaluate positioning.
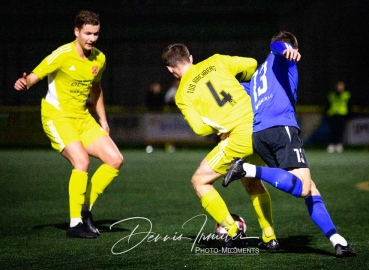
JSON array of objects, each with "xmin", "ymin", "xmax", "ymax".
[{"xmin": 252, "ymin": 126, "xmax": 309, "ymax": 169}]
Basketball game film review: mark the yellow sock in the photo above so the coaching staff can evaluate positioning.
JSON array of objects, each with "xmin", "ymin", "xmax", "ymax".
[
  {"xmin": 69, "ymin": 169, "xmax": 88, "ymax": 218},
  {"xmin": 201, "ymin": 189, "xmax": 238, "ymax": 237},
  {"xmin": 84, "ymin": 164, "xmax": 119, "ymax": 209},
  {"xmin": 250, "ymin": 191, "xmax": 276, "ymax": 242}
]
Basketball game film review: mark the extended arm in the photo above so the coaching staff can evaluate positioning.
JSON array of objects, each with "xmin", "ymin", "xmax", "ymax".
[
  {"xmin": 271, "ymin": 40, "xmax": 300, "ymax": 99},
  {"xmin": 270, "ymin": 41, "xmax": 301, "ymax": 62},
  {"xmin": 14, "ymin": 72, "xmax": 40, "ymax": 90}
]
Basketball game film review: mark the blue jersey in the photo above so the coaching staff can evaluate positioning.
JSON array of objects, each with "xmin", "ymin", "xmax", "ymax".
[{"xmin": 242, "ymin": 41, "xmax": 299, "ymax": 132}]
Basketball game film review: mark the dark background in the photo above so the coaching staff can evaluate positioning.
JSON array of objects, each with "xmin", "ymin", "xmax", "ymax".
[{"xmin": 0, "ymin": 0, "xmax": 367, "ymax": 107}]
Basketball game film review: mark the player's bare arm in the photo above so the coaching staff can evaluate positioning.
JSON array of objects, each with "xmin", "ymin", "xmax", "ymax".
[
  {"xmin": 90, "ymin": 82, "xmax": 110, "ymax": 133},
  {"xmin": 14, "ymin": 72, "xmax": 39, "ymax": 91}
]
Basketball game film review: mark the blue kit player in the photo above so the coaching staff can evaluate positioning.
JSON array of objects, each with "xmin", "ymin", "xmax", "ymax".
[{"xmin": 224, "ymin": 31, "xmax": 356, "ymax": 258}]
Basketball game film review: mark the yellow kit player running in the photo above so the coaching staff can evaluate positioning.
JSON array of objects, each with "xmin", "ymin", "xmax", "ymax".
[
  {"xmin": 14, "ymin": 10, "xmax": 123, "ymax": 239},
  {"xmin": 162, "ymin": 43, "xmax": 278, "ymax": 249}
]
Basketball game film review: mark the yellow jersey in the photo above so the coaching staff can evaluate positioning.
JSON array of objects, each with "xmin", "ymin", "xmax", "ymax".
[
  {"xmin": 175, "ymin": 54, "xmax": 257, "ymax": 136},
  {"xmin": 33, "ymin": 41, "xmax": 106, "ymax": 117}
]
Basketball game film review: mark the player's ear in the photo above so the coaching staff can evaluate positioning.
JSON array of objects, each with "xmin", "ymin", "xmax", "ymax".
[
  {"xmin": 74, "ymin": 27, "xmax": 80, "ymax": 37},
  {"xmin": 189, "ymin": 55, "xmax": 193, "ymax": 63},
  {"xmin": 166, "ymin": 66, "xmax": 174, "ymax": 74}
]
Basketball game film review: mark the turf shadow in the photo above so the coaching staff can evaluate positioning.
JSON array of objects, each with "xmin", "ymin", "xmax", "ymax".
[
  {"xmin": 33, "ymin": 219, "xmax": 130, "ymax": 233},
  {"xmin": 266, "ymin": 235, "xmax": 333, "ymax": 256}
]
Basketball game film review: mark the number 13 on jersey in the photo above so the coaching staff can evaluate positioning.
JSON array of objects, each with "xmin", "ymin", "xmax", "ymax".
[{"xmin": 251, "ymin": 61, "xmax": 268, "ymax": 103}]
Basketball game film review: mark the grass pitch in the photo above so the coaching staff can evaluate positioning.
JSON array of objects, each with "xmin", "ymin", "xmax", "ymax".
[{"xmin": 0, "ymin": 148, "xmax": 368, "ymax": 269}]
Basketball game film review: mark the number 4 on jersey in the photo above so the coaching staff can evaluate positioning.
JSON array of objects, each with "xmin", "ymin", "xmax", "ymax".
[{"xmin": 206, "ymin": 81, "xmax": 234, "ymax": 106}]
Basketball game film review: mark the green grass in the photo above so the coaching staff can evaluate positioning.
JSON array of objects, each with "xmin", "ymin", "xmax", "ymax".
[{"xmin": 0, "ymin": 148, "xmax": 368, "ymax": 269}]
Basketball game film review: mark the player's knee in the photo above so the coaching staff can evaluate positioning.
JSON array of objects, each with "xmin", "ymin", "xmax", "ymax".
[
  {"xmin": 191, "ymin": 174, "xmax": 210, "ymax": 194},
  {"xmin": 113, "ymin": 153, "xmax": 124, "ymax": 169},
  {"xmin": 191, "ymin": 176, "xmax": 215, "ymax": 198},
  {"xmin": 300, "ymin": 179, "xmax": 314, "ymax": 197},
  {"xmin": 106, "ymin": 152, "xmax": 124, "ymax": 169},
  {"xmin": 308, "ymin": 180, "xmax": 320, "ymax": 196},
  {"xmin": 73, "ymin": 156, "xmax": 90, "ymax": 171},
  {"xmin": 300, "ymin": 189, "xmax": 309, "ymax": 197}
]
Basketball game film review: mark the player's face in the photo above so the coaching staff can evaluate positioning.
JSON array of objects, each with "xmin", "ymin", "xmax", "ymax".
[{"xmin": 74, "ymin": 24, "xmax": 100, "ymax": 51}]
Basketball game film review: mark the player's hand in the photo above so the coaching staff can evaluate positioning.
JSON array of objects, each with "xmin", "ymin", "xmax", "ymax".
[
  {"xmin": 14, "ymin": 72, "xmax": 28, "ymax": 91},
  {"xmin": 283, "ymin": 48, "xmax": 301, "ymax": 62},
  {"xmin": 100, "ymin": 119, "xmax": 110, "ymax": 134}
]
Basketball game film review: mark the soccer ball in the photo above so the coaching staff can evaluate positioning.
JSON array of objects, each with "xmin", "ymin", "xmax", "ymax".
[{"xmin": 215, "ymin": 213, "xmax": 247, "ymax": 237}]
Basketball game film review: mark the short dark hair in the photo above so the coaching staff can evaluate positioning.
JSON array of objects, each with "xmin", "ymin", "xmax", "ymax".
[
  {"xmin": 271, "ymin": 31, "xmax": 298, "ymax": 49},
  {"xmin": 74, "ymin": 10, "xmax": 100, "ymax": 30},
  {"xmin": 162, "ymin": 43, "xmax": 191, "ymax": 68}
]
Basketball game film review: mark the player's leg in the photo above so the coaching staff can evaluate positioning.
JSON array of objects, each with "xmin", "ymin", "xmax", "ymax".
[
  {"xmin": 241, "ymin": 177, "xmax": 278, "ymax": 249},
  {"xmin": 245, "ymin": 166, "xmax": 312, "ymax": 196},
  {"xmin": 84, "ymin": 134, "xmax": 123, "ymax": 210},
  {"xmin": 331, "ymin": 116, "xmax": 345, "ymax": 152},
  {"xmin": 80, "ymin": 116, "xmax": 123, "ymax": 234},
  {"xmin": 62, "ymin": 142, "xmax": 90, "ymax": 225},
  {"xmin": 234, "ymin": 162, "xmax": 356, "ymax": 256},
  {"xmin": 204, "ymin": 132, "xmax": 277, "ymax": 246},
  {"xmin": 225, "ymin": 126, "xmax": 355, "ymax": 256},
  {"xmin": 241, "ymin": 153, "xmax": 278, "ymax": 248},
  {"xmin": 288, "ymin": 168, "xmax": 339, "ymax": 240},
  {"xmin": 224, "ymin": 127, "xmax": 306, "ymax": 196},
  {"xmin": 224, "ymin": 129, "xmax": 278, "ymax": 248},
  {"xmin": 192, "ymin": 158, "xmax": 239, "ymax": 237},
  {"xmin": 42, "ymin": 115, "xmax": 96, "ymax": 238},
  {"xmin": 302, "ymin": 179, "xmax": 356, "ymax": 257}
]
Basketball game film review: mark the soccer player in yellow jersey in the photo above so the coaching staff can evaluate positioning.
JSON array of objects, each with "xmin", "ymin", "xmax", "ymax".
[
  {"xmin": 162, "ymin": 43, "xmax": 278, "ymax": 249},
  {"xmin": 14, "ymin": 10, "xmax": 123, "ymax": 239}
]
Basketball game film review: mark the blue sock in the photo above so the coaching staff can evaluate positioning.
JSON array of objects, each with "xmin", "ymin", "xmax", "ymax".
[
  {"xmin": 305, "ymin": 195, "xmax": 337, "ymax": 239},
  {"xmin": 255, "ymin": 166, "xmax": 303, "ymax": 197}
]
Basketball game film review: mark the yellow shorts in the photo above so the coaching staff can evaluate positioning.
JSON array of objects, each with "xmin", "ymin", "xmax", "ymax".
[
  {"xmin": 41, "ymin": 113, "xmax": 107, "ymax": 153},
  {"xmin": 205, "ymin": 126, "xmax": 264, "ymax": 175}
]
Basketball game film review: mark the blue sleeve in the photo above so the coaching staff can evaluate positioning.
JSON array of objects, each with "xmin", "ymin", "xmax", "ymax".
[
  {"xmin": 270, "ymin": 41, "xmax": 298, "ymax": 95},
  {"xmin": 270, "ymin": 41, "xmax": 295, "ymax": 58},
  {"xmin": 240, "ymin": 82, "xmax": 251, "ymax": 96}
]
